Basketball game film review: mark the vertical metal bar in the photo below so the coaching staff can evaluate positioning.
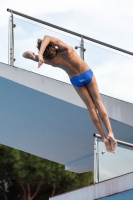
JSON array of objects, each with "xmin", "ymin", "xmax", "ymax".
[
  {"xmin": 9, "ymin": 12, "xmax": 14, "ymax": 66},
  {"xmin": 80, "ymin": 36, "xmax": 84, "ymax": 60},
  {"xmin": 94, "ymin": 137, "xmax": 98, "ymax": 184},
  {"xmin": 8, "ymin": 17, "xmax": 10, "ymax": 65}
]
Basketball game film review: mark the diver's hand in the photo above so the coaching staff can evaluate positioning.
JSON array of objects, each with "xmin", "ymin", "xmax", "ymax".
[
  {"xmin": 38, "ymin": 54, "xmax": 44, "ymax": 68},
  {"xmin": 23, "ymin": 51, "xmax": 36, "ymax": 59},
  {"xmin": 27, "ymin": 51, "xmax": 36, "ymax": 59}
]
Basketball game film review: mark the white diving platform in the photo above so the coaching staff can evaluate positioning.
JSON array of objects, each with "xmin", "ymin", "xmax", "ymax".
[{"xmin": 0, "ymin": 62, "xmax": 133, "ymax": 173}]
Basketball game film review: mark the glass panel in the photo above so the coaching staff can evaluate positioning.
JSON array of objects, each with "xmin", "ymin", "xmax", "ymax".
[
  {"xmin": 84, "ymin": 41, "xmax": 133, "ymax": 103},
  {"xmin": 98, "ymin": 141, "xmax": 133, "ymax": 182},
  {"xmin": 13, "ymin": 17, "xmax": 80, "ymax": 83},
  {"xmin": 12, "ymin": 17, "xmax": 133, "ymax": 102}
]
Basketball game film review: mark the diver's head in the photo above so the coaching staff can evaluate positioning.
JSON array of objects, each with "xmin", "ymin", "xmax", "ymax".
[{"xmin": 37, "ymin": 39, "xmax": 57, "ymax": 60}]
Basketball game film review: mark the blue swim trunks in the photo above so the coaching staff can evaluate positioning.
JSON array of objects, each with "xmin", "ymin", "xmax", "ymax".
[{"xmin": 70, "ymin": 69, "xmax": 93, "ymax": 87}]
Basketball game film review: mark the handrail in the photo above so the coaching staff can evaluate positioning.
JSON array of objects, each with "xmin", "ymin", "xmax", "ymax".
[
  {"xmin": 7, "ymin": 8, "xmax": 133, "ymax": 56},
  {"xmin": 94, "ymin": 133, "xmax": 133, "ymax": 148}
]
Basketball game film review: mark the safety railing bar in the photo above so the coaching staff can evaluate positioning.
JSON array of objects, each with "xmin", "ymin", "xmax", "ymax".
[
  {"xmin": 7, "ymin": 8, "xmax": 133, "ymax": 56},
  {"xmin": 94, "ymin": 133, "xmax": 133, "ymax": 148}
]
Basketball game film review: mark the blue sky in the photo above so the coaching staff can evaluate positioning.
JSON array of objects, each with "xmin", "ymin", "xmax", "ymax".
[{"xmin": 0, "ymin": 0, "xmax": 133, "ymax": 102}]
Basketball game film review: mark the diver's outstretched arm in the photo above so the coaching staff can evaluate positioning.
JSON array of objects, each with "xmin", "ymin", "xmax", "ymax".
[
  {"xmin": 39, "ymin": 35, "xmax": 70, "ymax": 55},
  {"xmin": 22, "ymin": 51, "xmax": 39, "ymax": 62},
  {"xmin": 38, "ymin": 35, "xmax": 72, "ymax": 68}
]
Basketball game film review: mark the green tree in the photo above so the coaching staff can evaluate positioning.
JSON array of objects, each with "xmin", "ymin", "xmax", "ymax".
[
  {"xmin": 0, "ymin": 144, "xmax": 15, "ymax": 200},
  {"xmin": 0, "ymin": 144, "xmax": 93, "ymax": 200}
]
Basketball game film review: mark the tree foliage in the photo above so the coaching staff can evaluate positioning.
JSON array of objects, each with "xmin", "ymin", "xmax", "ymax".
[{"xmin": 0, "ymin": 144, "xmax": 93, "ymax": 200}]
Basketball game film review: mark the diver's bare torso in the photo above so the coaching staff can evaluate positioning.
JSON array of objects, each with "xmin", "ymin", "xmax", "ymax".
[{"xmin": 45, "ymin": 47, "xmax": 90, "ymax": 78}]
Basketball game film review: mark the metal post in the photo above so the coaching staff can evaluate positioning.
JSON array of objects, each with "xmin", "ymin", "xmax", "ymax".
[
  {"xmin": 94, "ymin": 137, "xmax": 98, "ymax": 184},
  {"xmin": 75, "ymin": 36, "xmax": 86, "ymax": 60},
  {"xmin": 80, "ymin": 36, "xmax": 84, "ymax": 60},
  {"xmin": 9, "ymin": 12, "xmax": 14, "ymax": 66}
]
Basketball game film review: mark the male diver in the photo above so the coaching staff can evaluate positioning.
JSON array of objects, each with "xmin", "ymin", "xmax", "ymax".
[{"xmin": 23, "ymin": 35, "xmax": 117, "ymax": 153}]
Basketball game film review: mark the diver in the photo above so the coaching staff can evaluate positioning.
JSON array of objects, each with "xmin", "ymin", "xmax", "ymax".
[{"xmin": 23, "ymin": 35, "xmax": 117, "ymax": 153}]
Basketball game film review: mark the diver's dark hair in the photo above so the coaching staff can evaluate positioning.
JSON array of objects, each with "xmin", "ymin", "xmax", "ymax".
[{"xmin": 37, "ymin": 39, "xmax": 57, "ymax": 60}]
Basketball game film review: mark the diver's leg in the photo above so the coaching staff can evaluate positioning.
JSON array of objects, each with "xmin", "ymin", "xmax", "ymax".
[
  {"xmin": 86, "ymin": 75, "xmax": 117, "ymax": 152},
  {"xmin": 73, "ymin": 85, "xmax": 113, "ymax": 152}
]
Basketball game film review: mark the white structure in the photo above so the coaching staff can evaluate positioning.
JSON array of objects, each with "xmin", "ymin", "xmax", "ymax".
[
  {"xmin": 0, "ymin": 62, "xmax": 133, "ymax": 174},
  {"xmin": 49, "ymin": 172, "xmax": 133, "ymax": 200}
]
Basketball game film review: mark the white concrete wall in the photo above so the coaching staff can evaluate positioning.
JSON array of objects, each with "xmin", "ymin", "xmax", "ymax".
[
  {"xmin": 50, "ymin": 172, "xmax": 133, "ymax": 200},
  {"xmin": 0, "ymin": 62, "xmax": 133, "ymax": 126}
]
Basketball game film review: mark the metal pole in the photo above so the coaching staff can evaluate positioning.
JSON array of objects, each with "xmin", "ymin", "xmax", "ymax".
[
  {"xmin": 9, "ymin": 12, "xmax": 14, "ymax": 66},
  {"xmin": 94, "ymin": 137, "xmax": 98, "ymax": 184},
  {"xmin": 94, "ymin": 133, "xmax": 133, "ymax": 148},
  {"xmin": 80, "ymin": 36, "xmax": 85, "ymax": 60},
  {"xmin": 7, "ymin": 8, "xmax": 133, "ymax": 56},
  {"xmin": 75, "ymin": 36, "xmax": 86, "ymax": 60}
]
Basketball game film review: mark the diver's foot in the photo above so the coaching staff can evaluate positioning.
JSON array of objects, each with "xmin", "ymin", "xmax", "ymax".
[
  {"xmin": 108, "ymin": 133, "xmax": 117, "ymax": 152},
  {"xmin": 103, "ymin": 137, "xmax": 113, "ymax": 153}
]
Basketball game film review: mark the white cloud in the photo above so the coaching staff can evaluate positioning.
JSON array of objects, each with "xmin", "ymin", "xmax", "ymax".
[{"xmin": 94, "ymin": 58, "xmax": 133, "ymax": 103}]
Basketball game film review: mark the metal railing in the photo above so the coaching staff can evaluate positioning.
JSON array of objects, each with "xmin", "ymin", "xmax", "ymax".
[
  {"xmin": 94, "ymin": 133, "xmax": 133, "ymax": 148},
  {"xmin": 93, "ymin": 133, "xmax": 133, "ymax": 183},
  {"xmin": 7, "ymin": 8, "xmax": 133, "ymax": 66}
]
